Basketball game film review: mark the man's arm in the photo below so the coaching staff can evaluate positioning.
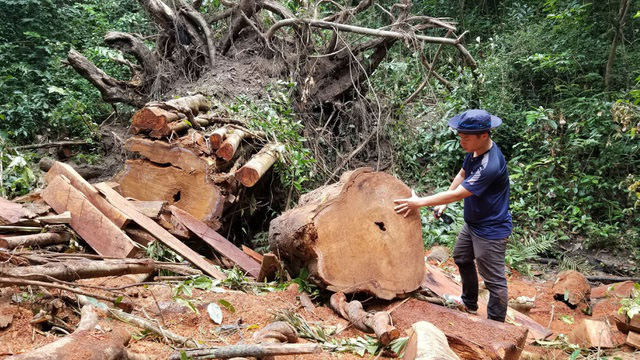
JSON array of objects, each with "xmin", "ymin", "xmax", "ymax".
[{"xmin": 394, "ymin": 169, "xmax": 472, "ymax": 218}]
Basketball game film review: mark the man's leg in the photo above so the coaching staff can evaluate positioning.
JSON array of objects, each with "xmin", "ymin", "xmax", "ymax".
[
  {"xmin": 472, "ymin": 233, "xmax": 508, "ymax": 322},
  {"xmin": 452, "ymin": 224, "xmax": 478, "ymax": 312}
]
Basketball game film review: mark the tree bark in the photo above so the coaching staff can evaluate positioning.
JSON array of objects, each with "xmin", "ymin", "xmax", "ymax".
[
  {"xmin": 67, "ymin": 49, "xmax": 145, "ymax": 107},
  {"xmin": 130, "ymin": 95, "xmax": 211, "ymax": 137},
  {"xmin": 269, "ymin": 168, "xmax": 425, "ymax": 299},
  {"xmin": 209, "ymin": 126, "xmax": 229, "ymax": 150},
  {"xmin": 604, "ymin": 0, "xmax": 631, "ymax": 90},
  {"xmin": 235, "ymin": 143, "xmax": 280, "ymax": 187},
  {"xmin": 169, "ymin": 343, "xmax": 322, "ymax": 359},
  {"xmin": 0, "ymin": 232, "xmax": 71, "ymax": 250},
  {"xmin": 216, "ymin": 128, "xmax": 248, "ymax": 161},
  {"xmin": 0, "ymin": 259, "xmax": 156, "ymax": 282}
]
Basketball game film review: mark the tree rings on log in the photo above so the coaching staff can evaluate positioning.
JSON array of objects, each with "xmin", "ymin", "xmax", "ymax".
[
  {"xmin": 115, "ymin": 159, "xmax": 224, "ymax": 227},
  {"xmin": 269, "ymin": 168, "xmax": 424, "ymax": 300}
]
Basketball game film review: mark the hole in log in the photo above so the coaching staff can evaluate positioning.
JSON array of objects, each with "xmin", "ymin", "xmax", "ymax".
[
  {"xmin": 375, "ymin": 221, "xmax": 386, "ymax": 231},
  {"xmin": 173, "ymin": 191, "xmax": 181, "ymax": 202}
]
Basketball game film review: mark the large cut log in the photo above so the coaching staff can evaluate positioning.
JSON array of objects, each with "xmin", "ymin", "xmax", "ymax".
[
  {"xmin": 329, "ymin": 292, "xmax": 399, "ymax": 345},
  {"xmin": 125, "ymin": 136, "xmax": 211, "ymax": 173},
  {"xmin": 421, "ymin": 263, "xmax": 551, "ymax": 343},
  {"xmin": 170, "ymin": 206, "xmax": 261, "ymax": 277},
  {"xmin": 0, "ymin": 259, "xmax": 156, "ymax": 282},
  {"xmin": 95, "ymin": 183, "xmax": 227, "ymax": 280},
  {"xmin": 130, "ymin": 94, "xmax": 211, "ymax": 137},
  {"xmin": 116, "ymin": 159, "xmax": 224, "ymax": 227},
  {"xmin": 41, "ymin": 175, "xmax": 135, "ymax": 258},
  {"xmin": 44, "ymin": 161, "xmax": 131, "ymax": 228},
  {"xmin": 392, "ymin": 299, "xmax": 528, "ymax": 360},
  {"xmin": 6, "ymin": 306, "xmax": 139, "ymax": 360},
  {"xmin": 235, "ymin": 144, "xmax": 280, "ymax": 187},
  {"xmin": 269, "ymin": 168, "xmax": 424, "ymax": 299},
  {"xmin": 0, "ymin": 232, "xmax": 71, "ymax": 249}
]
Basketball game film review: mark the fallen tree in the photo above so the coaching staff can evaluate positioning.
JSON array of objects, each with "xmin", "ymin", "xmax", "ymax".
[{"xmin": 269, "ymin": 168, "xmax": 425, "ymax": 299}]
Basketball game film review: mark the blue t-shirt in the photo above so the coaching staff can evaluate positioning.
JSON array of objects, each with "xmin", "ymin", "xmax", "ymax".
[{"xmin": 460, "ymin": 142, "xmax": 512, "ymax": 240}]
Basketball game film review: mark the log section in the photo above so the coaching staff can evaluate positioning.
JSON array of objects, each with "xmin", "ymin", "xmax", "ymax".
[
  {"xmin": 116, "ymin": 159, "xmax": 224, "ymax": 227},
  {"xmin": 269, "ymin": 168, "xmax": 424, "ymax": 299}
]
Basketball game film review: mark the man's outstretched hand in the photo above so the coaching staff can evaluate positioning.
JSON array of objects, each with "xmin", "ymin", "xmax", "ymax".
[{"xmin": 394, "ymin": 190, "xmax": 421, "ymax": 218}]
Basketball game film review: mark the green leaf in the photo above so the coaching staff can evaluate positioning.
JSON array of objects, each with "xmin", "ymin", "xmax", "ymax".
[
  {"xmin": 114, "ymin": 296, "xmax": 123, "ymax": 306},
  {"xmin": 47, "ymin": 85, "xmax": 66, "ymax": 95},
  {"xmin": 569, "ymin": 349, "xmax": 580, "ymax": 360},
  {"xmin": 564, "ymin": 289, "xmax": 570, "ymax": 302},
  {"xmin": 218, "ymin": 299, "xmax": 236, "ymax": 313},
  {"xmin": 559, "ymin": 315, "xmax": 574, "ymax": 324},
  {"xmin": 180, "ymin": 350, "xmax": 189, "ymax": 360},
  {"xmin": 192, "ymin": 276, "xmax": 213, "ymax": 290}
]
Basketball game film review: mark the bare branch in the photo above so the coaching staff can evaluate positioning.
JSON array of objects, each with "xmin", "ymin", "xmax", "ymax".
[
  {"xmin": 322, "ymin": 0, "xmax": 373, "ymax": 22},
  {"xmin": 180, "ymin": 4, "xmax": 217, "ymax": 68},
  {"xmin": 104, "ymin": 31, "xmax": 159, "ymax": 85},
  {"xmin": 67, "ymin": 49, "xmax": 146, "ymax": 107}
]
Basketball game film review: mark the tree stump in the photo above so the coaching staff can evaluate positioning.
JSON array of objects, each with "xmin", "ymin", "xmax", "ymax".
[{"xmin": 269, "ymin": 168, "xmax": 424, "ymax": 299}]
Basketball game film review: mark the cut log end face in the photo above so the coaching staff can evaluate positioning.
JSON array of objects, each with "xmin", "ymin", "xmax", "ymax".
[
  {"xmin": 271, "ymin": 169, "xmax": 425, "ymax": 300},
  {"xmin": 315, "ymin": 172, "xmax": 424, "ymax": 298}
]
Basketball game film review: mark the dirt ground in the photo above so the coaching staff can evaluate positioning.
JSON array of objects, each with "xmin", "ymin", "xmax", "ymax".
[{"xmin": 1, "ymin": 255, "xmax": 639, "ymax": 359}]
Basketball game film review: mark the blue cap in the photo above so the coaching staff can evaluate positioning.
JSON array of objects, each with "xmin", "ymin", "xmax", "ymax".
[{"xmin": 448, "ymin": 109, "xmax": 502, "ymax": 134}]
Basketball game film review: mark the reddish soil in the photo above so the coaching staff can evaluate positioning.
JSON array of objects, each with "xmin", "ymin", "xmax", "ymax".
[{"xmin": 1, "ymin": 258, "xmax": 639, "ymax": 359}]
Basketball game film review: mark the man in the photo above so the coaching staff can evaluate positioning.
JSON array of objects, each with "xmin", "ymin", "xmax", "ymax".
[{"xmin": 394, "ymin": 109, "xmax": 512, "ymax": 322}]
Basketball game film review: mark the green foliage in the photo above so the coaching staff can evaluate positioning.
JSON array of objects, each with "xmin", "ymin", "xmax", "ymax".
[
  {"xmin": 274, "ymin": 309, "xmax": 408, "ymax": 357},
  {"xmin": 618, "ymin": 283, "xmax": 640, "ymax": 320},
  {"xmin": 390, "ymin": 0, "xmax": 640, "ymax": 258},
  {"xmin": 290, "ymin": 267, "xmax": 321, "ymax": 299},
  {"xmin": 0, "ymin": 145, "xmax": 39, "ymax": 198},
  {"xmin": 0, "ymin": 0, "xmax": 149, "ymax": 143},
  {"xmin": 229, "ymin": 80, "xmax": 317, "ymax": 204},
  {"xmin": 505, "ymin": 233, "xmax": 555, "ymax": 275}
]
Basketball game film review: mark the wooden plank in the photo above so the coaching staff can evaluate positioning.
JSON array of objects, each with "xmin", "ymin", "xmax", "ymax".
[
  {"xmin": 42, "ymin": 175, "xmax": 135, "ymax": 258},
  {"xmin": 242, "ymin": 245, "xmax": 264, "ymax": 263},
  {"xmin": 95, "ymin": 183, "xmax": 226, "ymax": 280},
  {"xmin": 421, "ymin": 263, "xmax": 552, "ymax": 342},
  {"xmin": 36, "ymin": 211, "xmax": 71, "ymax": 224},
  {"xmin": 627, "ymin": 331, "xmax": 640, "ymax": 350},
  {"xmin": 129, "ymin": 200, "xmax": 166, "ymax": 219},
  {"xmin": 568, "ymin": 319, "xmax": 614, "ymax": 349},
  {"xmin": 44, "ymin": 162, "xmax": 131, "ymax": 228},
  {"xmin": 169, "ymin": 205, "xmax": 260, "ymax": 278},
  {"xmin": 0, "ymin": 197, "xmax": 29, "ymax": 225}
]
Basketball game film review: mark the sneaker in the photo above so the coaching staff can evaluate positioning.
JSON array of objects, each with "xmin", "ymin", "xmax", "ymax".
[{"xmin": 443, "ymin": 294, "xmax": 477, "ymax": 315}]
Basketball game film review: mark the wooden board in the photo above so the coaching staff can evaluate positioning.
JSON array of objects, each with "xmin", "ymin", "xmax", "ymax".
[
  {"xmin": 129, "ymin": 200, "xmax": 166, "ymax": 219},
  {"xmin": 169, "ymin": 205, "xmax": 260, "ymax": 278},
  {"xmin": 568, "ymin": 319, "xmax": 614, "ymax": 349},
  {"xmin": 95, "ymin": 183, "xmax": 226, "ymax": 280},
  {"xmin": 41, "ymin": 175, "xmax": 135, "ymax": 258},
  {"xmin": 44, "ymin": 161, "xmax": 131, "ymax": 228},
  {"xmin": 242, "ymin": 245, "xmax": 264, "ymax": 263},
  {"xmin": 0, "ymin": 197, "xmax": 29, "ymax": 225},
  {"xmin": 421, "ymin": 263, "xmax": 552, "ymax": 343},
  {"xmin": 627, "ymin": 331, "xmax": 640, "ymax": 350}
]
